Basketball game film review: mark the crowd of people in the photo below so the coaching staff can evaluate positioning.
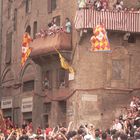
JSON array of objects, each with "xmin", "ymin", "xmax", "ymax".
[
  {"xmin": 35, "ymin": 17, "xmax": 71, "ymax": 39},
  {"xmin": 0, "ymin": 96, "xmax": 140, "ymax": 140},
  {"xmin": 78, "ymin": 0, "xmax": 109, "ymax": 11},
  {"xmin": 78, "ymin": 0, "xmax": 140, "ymax": 12}
]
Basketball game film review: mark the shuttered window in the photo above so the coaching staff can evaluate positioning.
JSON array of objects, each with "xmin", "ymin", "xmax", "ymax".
[
  {"xmin": 43, "ymin": 70, "xmax": 52, "ymax": 90},
  {"xmin": 23, "ymin": 80, "xmax": 34, "ymax": 92},
  {"xmin": 57, "ymin": 68, "xmax": 68, "ymax": 88},
  {"xmin": 25, "ymin": 25, "xmax": 31, "ymax": 35},
  {"xmin": 48, "ymin": 0, "xmax": 57, "ymax": 13},
  {"xmin": 14, "ymin": 9, "xmax": 17, "ymax": 31},
  {"xmin": 44, "ymin": 103, "xmax": 51, "ymax": 113},
  {"xmin": 48, "ymin": 0, "xmax": 52, "ymax": 13},
  {"xmin": 59, "ymin": 100, "xmax": 66, "ymax": 114},
  {"xmin": 25, "ymin": 0, "xmax": 31, "ymax": 14},
  {"xmin": 5, "ymin": 32, "xmax": 12, "ymax": 64},
  {"xmin": 33, "ymin": 21, "xmax": 37, "ymax": 39},
  {"xmin": 52, "ymin": 0, "xmax": 56, "ymax": 11}
]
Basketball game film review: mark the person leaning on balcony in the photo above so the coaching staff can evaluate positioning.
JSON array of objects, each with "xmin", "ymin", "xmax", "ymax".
[
  {"xmin": 94, "ymin": 0, "xmax": 102, "ymax": 11},
  {"xmin": 78, "ymin": 0, "xmax": 86, "ymax": 9},
  {"xmin": 114, "ymin": 0, "xmax": 123, "ymax": 11},
  {"xmin": 65, "ymin": 18, "xmax": 71, "ymax": 33},
  {"xmin": 101, "ymin": 0, "xmax": 108, "ymax": 11},
  {"xmin": 85, "ymin": 0, "xmax": 95, "ymax": 8}
]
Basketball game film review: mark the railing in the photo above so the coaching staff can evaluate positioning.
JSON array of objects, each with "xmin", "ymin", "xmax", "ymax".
[
  {"xmin": 30, "ymin": 32, "xmax": 72, "ymax": 57},
  {"xmin": 75, "ymin": 9, "xmax": 140, "ymax": 33}
]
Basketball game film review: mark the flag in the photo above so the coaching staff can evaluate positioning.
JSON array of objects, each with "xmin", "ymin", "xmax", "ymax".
[
  {"xmin": 90, "ymin": 24, "xmax": 110, "ymax": 52},
  {"xmin": 58, "ymin": 53, "xmax": 74, "ymax": 74},
  {"xmin": 21, "ymin": 32, "xmax": 32, "ymax": 66}
]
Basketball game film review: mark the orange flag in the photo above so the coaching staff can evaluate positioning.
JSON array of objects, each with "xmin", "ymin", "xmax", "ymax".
[
  {"xmin": 21, "ymin": 32, "xmax": 32, "ymax": 66},
  {"xmin": 90, "ymin": 24, "xmax": 110, "ymax": 52}
]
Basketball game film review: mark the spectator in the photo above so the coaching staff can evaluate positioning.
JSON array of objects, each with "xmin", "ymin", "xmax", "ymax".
[
  {"xmin": 94, "ymin": 0, "xmax": 102, "ymax": 11},
  {"xmin": 101, "ymin": 0, "xmax": 108, "ymax": 11},
  {"xmin": 115, "ymin": 0, "xmax": 123, "ymax": 11},
  {"xmin": 78, "ymin": 0, "xmax": 86, "ymax": 9},
  {"xmin": 65, "ymin": 18, "xmax": 72, "ymax": 33},
  {"xmin": 101, "ymin": 132, "xmax": 107, "ymax": 140},
  {"xmin": 112, "ymin": 119, "xmax": 123, "ymax": 131}
]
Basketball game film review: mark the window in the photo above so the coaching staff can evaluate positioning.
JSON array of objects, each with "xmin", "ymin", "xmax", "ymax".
[
  {"xmin": 112, "ymin": 60, "xmax": 124, "ymax": 80},
  {"xmin": 57, "ymin": 69, "xmax": 68, "ymax": 88},
  {"xmin": 47, "ymin": 0, "xmax": 57, "ymax": 13},
  {"xmin": 33, "ymin": 21, "xmax": 37, "ymax": 39},
  {"xmin": 5, "ymin": 32, "xmax": 12, "ymax": 64},
  {"xmin": 59, "ymin": 100, "xmax": 66, "ymax": 114},
  {"xmin": 25, "ymin": 0, "xmax": 31, "ymax": 14},
  {"xmin": 53, "ymin": 16, "xmax": 60, "ymax": 26},
  {"xmin": 25, "ymin": 25, "xmax": 31, "ymax": 35},
  {"xmin": 52, "ymin": 0, "xmax": 57, "ymax": 11},
  {"xmin": 8, "ymin": 0, "xmax": 12, "ymax": 19},
  {"xmin": 128, "ymin": 34, "xmax": 136, "ymax": 43},
  {"xmin": 13, "ymin": 9, "xmax": 17, "ymax": 31},
  {"xmin": 43, "ymin": 71, "xmax": 52, "ymax": 90},
  {"xmin": 23, "ymin": 80, "xmax": 34, "ymax": 92},
  {"xmin": 44, "ymin": 103, "xmax": 51, "ymax": 113}
]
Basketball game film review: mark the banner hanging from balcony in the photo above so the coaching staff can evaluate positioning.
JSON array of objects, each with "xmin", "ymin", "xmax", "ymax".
[
  {"xmin": 90, "ymin": 24, "xmax": 110, "ymax": 52},
  {"xmin": 53, "ymin": 47, "xmax": 74, "ymax": 74},
  {"xmin": 21, "ymin": 32, "xmax": 32, "ymax": 66},
  {"xmin": 58, "ymin": 53, "xmax": 74, "ymax": 74}
]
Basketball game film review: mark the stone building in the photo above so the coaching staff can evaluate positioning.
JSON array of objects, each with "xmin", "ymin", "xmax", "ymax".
[{"xmin": 0, "ymin": 0, "xmax": 140, "ymax": 130}]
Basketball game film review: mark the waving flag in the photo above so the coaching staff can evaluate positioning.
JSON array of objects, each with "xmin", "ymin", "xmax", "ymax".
[
  {"xmin": 59, "ymin": 53, "xmax": 74, "ymax": 74},
  {"xmin": 90, "ymin": 24, "xmax": 110, "ymax": 52},
  {"xmin": 21, "ymin": 32, "xmax": 32, "ymax": 66},
  {"xmin": 53, "ymin": 47, "xmax": 74, "ymax": 74}
]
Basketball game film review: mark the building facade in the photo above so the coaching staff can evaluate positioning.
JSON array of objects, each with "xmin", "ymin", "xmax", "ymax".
[{"xmin": 0, "ymin": 0, "xmax": 140, "ymax": 130}]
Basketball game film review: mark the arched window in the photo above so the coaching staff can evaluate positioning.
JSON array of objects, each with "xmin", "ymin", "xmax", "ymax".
[
  {"xmin": 25, "ymin": 25, "xmax": 31, "ymax": 35},
  {"xmin": 33, "ymin": 21, "xmax": 37, "ymax": 39}
]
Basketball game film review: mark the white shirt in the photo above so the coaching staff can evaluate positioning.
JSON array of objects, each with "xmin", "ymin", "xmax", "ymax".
[{"xmin": 84, "ymin": 134, "xmax": 95, "ymax": 140}]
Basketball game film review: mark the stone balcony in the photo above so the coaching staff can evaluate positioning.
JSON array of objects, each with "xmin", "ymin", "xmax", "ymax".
[
  {"xmin": 30, "ymin": 31, "xmax": 72, "ymax": 58},
  {"xmin": 75, "ymin": 9, "xmax": 140, "ymax": 33}
]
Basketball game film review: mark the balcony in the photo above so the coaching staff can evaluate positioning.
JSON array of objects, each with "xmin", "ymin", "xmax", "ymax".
[
  {"xmin": 30, "ymin": 31, "xmax": 72, "ymax": 57},
  {"xmin": 75, "ymin": 9, "xmax": 140, "ymax": 33}
]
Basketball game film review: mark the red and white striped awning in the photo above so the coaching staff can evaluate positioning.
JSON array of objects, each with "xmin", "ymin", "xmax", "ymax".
[{"xmin": 74, "ymin": 9, "xmax": 140, "ymax": 33}]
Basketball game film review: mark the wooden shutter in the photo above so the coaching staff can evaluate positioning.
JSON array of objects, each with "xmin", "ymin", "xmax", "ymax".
[{"xmin": 48, "ymin": 0, "xmax": 52, "ymax": 13}]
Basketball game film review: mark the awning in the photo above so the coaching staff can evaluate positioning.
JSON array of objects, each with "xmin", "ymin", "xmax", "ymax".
[{"xmin": 75, "ymin": 9, "xmax": 140, "ymax": 33}]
